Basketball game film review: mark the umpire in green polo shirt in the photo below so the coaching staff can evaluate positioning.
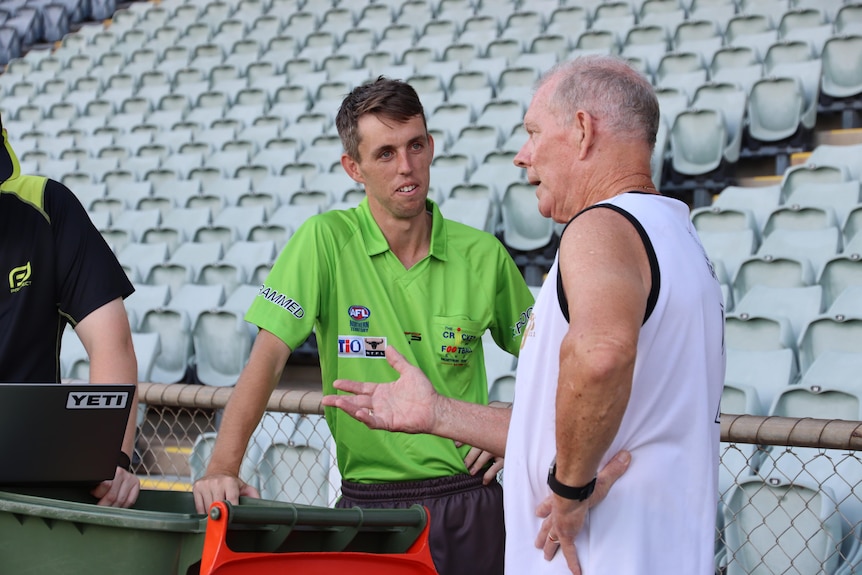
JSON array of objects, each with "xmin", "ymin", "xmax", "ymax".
[{"xmin": 194, "ymin": 77, "xmax": 534, "ymax": 575}]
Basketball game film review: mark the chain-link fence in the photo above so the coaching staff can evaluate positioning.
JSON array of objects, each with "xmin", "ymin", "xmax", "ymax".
[{"xmin": 136, "ymin": 383, "xmax": 862, "ymax": 574}]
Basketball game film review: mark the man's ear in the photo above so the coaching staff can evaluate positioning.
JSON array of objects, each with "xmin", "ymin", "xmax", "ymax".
[
  {"xmin": 341, "ymin": 153, "xmax": 364, "ymax": 184},
  {"xmin": 574, "ymin": 110, "xmax": 595, "ymax": 161}
]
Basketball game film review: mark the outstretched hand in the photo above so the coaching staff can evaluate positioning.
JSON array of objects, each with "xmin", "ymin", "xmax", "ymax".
[{"xmin": 322, "ymin": 346, "xmax": 439, "ymax": 435}]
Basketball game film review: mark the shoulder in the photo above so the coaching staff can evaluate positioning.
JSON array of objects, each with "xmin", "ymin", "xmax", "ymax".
[
  {"xmin": 443, "ymin": 217, "xmax": 506, "ymax": 248},
  {"xmin": 561, "ymin": 203, "xmax": 648, "ymax": 263},
  {"xmin": 295, "ymin": 207, "xmax": 359, "ymax": 238}
]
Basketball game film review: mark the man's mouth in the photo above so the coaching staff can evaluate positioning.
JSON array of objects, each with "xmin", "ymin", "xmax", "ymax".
[{"xmin": 397, "ymin": 184, "xmax": 418, "ymax": 193}]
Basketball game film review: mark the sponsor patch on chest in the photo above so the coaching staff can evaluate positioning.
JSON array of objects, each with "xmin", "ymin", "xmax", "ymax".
[{"xmin": 337, "ymin": 336, "xmax": 387, "ymax": 358}]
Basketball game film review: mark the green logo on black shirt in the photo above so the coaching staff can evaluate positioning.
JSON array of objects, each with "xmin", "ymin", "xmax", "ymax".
[{"xmin": 8, "ymin": 262, "xmax": 31, "ymax": 293}]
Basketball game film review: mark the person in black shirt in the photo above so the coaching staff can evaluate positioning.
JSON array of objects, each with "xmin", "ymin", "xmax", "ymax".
[{"xmin": 0, "ymin": 117, "xmax": 141, "ymax": 507}]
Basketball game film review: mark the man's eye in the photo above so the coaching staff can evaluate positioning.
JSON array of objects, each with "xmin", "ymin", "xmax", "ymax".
[{"xmin": 380, "ymin": 150, "xmax": 393, "ymax": 159}]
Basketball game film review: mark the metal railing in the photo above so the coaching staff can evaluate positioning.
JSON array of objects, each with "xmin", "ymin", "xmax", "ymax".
[{"xmin": 136, "ymin": 383, "xmax": 862, "ymax": 574}]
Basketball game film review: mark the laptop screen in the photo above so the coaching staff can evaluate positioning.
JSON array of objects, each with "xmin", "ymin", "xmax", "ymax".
[{"xmin": 0, "ymin": 383, "xmax": 134, "ymax": 486}]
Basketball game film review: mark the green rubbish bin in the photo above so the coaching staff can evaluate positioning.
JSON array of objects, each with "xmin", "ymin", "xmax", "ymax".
[{"xmin": 0, "ymin": 487, "xmax": 212, "ymax": 575}]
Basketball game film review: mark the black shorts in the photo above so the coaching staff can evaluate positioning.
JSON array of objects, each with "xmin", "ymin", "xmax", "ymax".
[{"xmin": 337, "ymin": 473, "xmax": 505, "ymax": 575}]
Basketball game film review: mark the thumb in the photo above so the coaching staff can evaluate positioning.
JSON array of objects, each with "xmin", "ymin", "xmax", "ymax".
[
  {"xmin": 385, "ymin": 345, "xmax": 412, "ymax": 373},
  {"xmin": 591, "ymin": 450, "xmax": 631, "ymax": 506}
]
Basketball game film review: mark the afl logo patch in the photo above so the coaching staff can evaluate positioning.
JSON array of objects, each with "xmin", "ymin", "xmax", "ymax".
[{"xmin": 348, "ymin": 306, "xmax": 371, "ymax": 320}]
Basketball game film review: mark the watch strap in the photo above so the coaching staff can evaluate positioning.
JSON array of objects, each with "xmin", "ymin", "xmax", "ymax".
[
  {"xmin": 547, "ymin": 463, "xmax": 596, "ymax": 501},
  {"xmin": 117, "ymin": 451, "xmax": 132, "ymax": 471}
]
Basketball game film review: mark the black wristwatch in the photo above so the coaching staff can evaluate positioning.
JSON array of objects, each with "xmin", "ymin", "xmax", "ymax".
[
  {"xmin": 547, "ymin": 460, "xmax": 596, "ymax": 501},
  {"xmin": 117, "ymin": 451, "xmax": 132, "ymax": 471}
]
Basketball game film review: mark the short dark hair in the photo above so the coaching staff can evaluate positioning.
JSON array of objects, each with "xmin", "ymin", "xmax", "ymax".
[{"xmin": 335, "ymin": 76, "xmax": 427, "ymax": 160}]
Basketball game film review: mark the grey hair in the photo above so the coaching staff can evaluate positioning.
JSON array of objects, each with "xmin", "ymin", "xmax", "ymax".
[{"xmin": 538, "ymin": 55, "xmax": 660, "ymax": 150}]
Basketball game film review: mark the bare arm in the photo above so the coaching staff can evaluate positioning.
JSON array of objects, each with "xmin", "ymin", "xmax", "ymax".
[
  {"xmin": 193, "ymin": 329, "xmax": 291, "ymax": 513},
  {"xmin": 75, "ymin": 297, "xmax": 140, "ymax": 507},
  {"xmin": 323, "ymin": 346, "xmax": 511, "ymax": 456},
  {"xmin": 538, "ymin": 208, "xmax": 650, "ymax": 573}
]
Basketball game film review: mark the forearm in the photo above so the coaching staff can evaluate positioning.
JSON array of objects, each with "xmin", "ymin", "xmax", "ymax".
[
  {"xmin": 553, "ymin": 336, "xmax": 633, "ymax": 487},
  {"xmin": 431, "ymin": 396, "xmax": 511, "ymax": 457},
  {"xmin": 91, "ymin": 368, "xmax": 138, "ymax": 457},
  {"xmin": 207, "ymin": 331, "xmax": 290, "ymax": 476},
  {"xmin": 85, "ymin": 319, "xmax": 138, "ymax": 456}
]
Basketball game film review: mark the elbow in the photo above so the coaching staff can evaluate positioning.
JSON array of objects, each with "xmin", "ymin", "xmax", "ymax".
[{"xmin": 561, "ymin": 337, "xmax": 637, "ymax": 393}]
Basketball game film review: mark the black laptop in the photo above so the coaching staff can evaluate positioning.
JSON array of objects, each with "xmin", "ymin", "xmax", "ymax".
[{"xmin": 0, "ymin": 383, "xmax": 134, "ymax": 486}]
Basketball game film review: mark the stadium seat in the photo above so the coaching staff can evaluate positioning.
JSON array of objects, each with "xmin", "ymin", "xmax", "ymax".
[
  {"xmin": 499, "ymin": 182, "xmax": 555, "ymax": 252},
  {"xmin": 257, "ymin": 414, "xmax": 331, "ymax": 506},
  {"xmin": 734, "ymin": 284, "xmax": 824, "ymax": 340},
  {"xmin": 797, "ymin": 314, "xmax": 862, "ymax": 375},
  {"xmin": 189, "ymin": 430, "xmax": 259, "ymax": 487},
  {"xmin": 721, "ymin": 476, "xmax": 844, "ymax": 575},
  {"xmin": 669, "ymin": 108, "xmax": 727, "ymax": 176},
  {"xmin": 725, "ymin": 12, "xmax": 778, "ymax": 59},
  {"xmin": 784, "ymin": 159, "xmax": 851, "ymax": 192},
  {"xmin": 721, "ymin": 381, "xmax": 764, "ymax": 417},
  {"xmin": 131, "ymin": 331, "xmax": 161, "ymax": 384},
  {"xmin": 140, "ymin": 283, "xmax": 226, "ymax": 384},
  {"xmin": 192, "ymin": 308, "xmax": 255, "ymax": 387},
  {"xmin": 807, "ymin": 145, "xmax": 862, "ymax": 182},
  {"xmin": 818, "ymin": 255, "xmax": 862, "ymax": 310},
  {"xmin": 691, "ymin": 82, "xmax": 746, "ymax": 165},
  {"xmin": 727, "ymin": 315, "xmax": 794, "ymax": 359},
  {"xmin": 691, "ymin": 205, "xmax": 759, "ymax": 240},
  {"xmin": 654, "ymin": 86, "xmax": 689, "ymax": 133},
  {"xmin": 725, "ymin": 347, "xmax": 799, "ymax": 415},
  {"xmin": 698, "ymin": 228, "xmax": 758, "ymax": 280},
  {"xmin": 590, "ymin": 1, "xmax": 635, "ymax": 44},
  {"xmin": 746, "ymin": 76, "xmax": 807, "ymax": 144},
  {"xmin": 60, "ymin": 325, "xmax": 90, "ymax": 381},
  {"xmin": 820, "ymin": 33, "xmax": 862, "ymax": 95},
  {"xmin": 439, "ymin": 196, "xmax": 495, "ymax": 235},
  {"xmin": 762, "ymin": 205, "xmax": 840, "ymax": 238},
  {"xmin": 732, "ymin": 255, "xmax": 815, "ymax": 304},
  {"xmin": 783, "ymin": 183, "xmax": 862, "ymax": 234},
  {"xmin": 757, "ymin": 228, "xmax": 842, "ymax": 274},
  {"xmin": 798, "ymin": 349, "xmax": 862, "ymax": 391},
  {"xmin": 123, "ymin": 282, "xmax": 171, "ymax": 331},
  {"xmin": 777, "ymin": 9, "xmax": 832, "ymax": 54},
  {"xmin": 146, "ymin": 240, "xmax": 223, "ymax": 295}
]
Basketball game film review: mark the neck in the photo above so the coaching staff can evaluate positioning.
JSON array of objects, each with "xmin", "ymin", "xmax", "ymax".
[{"xmin": 376, "ymin": 209, "xmax": 433, "ymax": 270}]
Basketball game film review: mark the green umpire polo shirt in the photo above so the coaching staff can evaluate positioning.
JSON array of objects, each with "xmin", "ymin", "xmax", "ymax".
[{"xmin": 246, "ymin": 197, "xmax": 534, "ymax": 483}]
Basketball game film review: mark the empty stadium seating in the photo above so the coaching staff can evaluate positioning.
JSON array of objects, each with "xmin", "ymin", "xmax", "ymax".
[{"xmin": 16, "ymin": 0, "xmax": 862, "ymax": 572}]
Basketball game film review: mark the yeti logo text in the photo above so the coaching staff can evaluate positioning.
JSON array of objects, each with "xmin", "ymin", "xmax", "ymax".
[
  {"xmin": 9, "ymin": 262, "xmax": 31, "ymax": 293},
  {"xmin": 67, "ymin": 392, "xmax": 129, "ymax": 409}
]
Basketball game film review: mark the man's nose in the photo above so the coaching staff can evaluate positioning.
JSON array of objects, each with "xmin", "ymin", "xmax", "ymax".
[{"xmin": 513, "ymin": 146, "xmax": 529, "ymax": 168}]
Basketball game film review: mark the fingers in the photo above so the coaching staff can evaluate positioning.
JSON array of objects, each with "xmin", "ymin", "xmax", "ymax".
[
  {"xmin": 239, "ymin": 482, "xmax": 261, "ymax": 500},
  {"xmin": 463, "ymin": 445, "xmax": 485, "ymax": 470},
  {"xmin": 330, "ymin": 378, "xmax": 371, "ymax": 395},
  {"xmin": 590, "ymin": 450, "xmax": 631, "ymax": 508},
  {"xmin": 193, "ymin": 475, "xmax": 247, "ymax": 514},
  {"xmin": 535, "ymin": 517, "xmax": 560, "ymax": 561},
  {"xmin": 535, "ymin": 495, "xmax": 552, "ymax": 519},
  {"xmin": 482, "ymin": 457, "xmax": 504, "ymax": 485},
  {"xmin": 384, "ymin": 345, "xmax": 408, "ymax": 371},
  {"xmin": 560, "ymin": 539, "xmax": 584, "ymax": 575},
  {"xmin": 91, "ymin": 468, "xmax": 140, "ymax": 508}
]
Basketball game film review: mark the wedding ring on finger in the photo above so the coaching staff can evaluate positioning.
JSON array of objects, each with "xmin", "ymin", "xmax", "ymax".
[{"xmin": 548, "ymin": 533, "xmax": 559, "ymax": 544}]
